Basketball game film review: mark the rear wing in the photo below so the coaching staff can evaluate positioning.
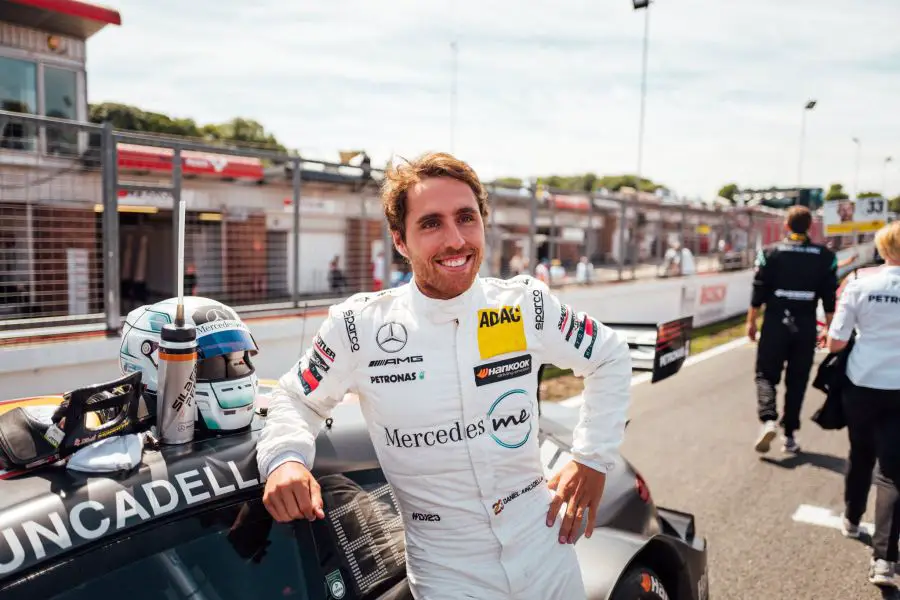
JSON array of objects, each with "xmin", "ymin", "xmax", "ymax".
[{"xmin": 606, "ymin": 316, "xmax": 694, "ymax": 383}]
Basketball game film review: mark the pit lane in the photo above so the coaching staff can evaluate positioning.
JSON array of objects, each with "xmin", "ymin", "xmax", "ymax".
[{"xmin": 618, "ymin": 341, "xmax": 896, "ymax": 600}]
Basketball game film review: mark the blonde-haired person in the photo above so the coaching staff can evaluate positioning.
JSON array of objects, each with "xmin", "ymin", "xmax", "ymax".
[{"xmin": 827, "ymin": 220, "xmax": 900, "ymax": 588}]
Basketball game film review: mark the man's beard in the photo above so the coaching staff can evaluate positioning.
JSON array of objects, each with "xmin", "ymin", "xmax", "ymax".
[{"xmin": 409, "ymin": 246, "xmax": 483, "ymax": 300}]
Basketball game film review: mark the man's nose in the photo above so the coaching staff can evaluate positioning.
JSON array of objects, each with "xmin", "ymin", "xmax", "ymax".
[{"xmin": 443, "ymin": 222, "xmax": 466, "ymax": 248}]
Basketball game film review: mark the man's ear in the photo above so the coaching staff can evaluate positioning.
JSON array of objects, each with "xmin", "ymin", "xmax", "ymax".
[{"xmin": 391, "ymin": 230, "xmax": 408, "ymax": 259}]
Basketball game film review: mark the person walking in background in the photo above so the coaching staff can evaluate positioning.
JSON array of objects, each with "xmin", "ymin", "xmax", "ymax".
[
  {"xmin": 827, "ymin": 221, "xmax": 900, "ymax": 588},
  {"xmin": 327, "ymin": 255, "xmax": 345, "ymax": 294},
  {"xmin": 747, "ymin": 206, "xmax": 837, "ymax": 454}
]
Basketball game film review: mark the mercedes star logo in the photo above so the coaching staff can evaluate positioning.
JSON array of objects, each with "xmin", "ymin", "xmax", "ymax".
[
  {"xmin": 206, "ymin": 308, "xmax": 230, "ymax": 322},
  {"xmin": 376, "ymin": 322, "xmax": 408, "ymax": 353}
]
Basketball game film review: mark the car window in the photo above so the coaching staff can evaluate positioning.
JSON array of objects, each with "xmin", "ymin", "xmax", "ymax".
[{"xmin": 3, "ymin": 500, "xmax": 318, "ymax": 600}]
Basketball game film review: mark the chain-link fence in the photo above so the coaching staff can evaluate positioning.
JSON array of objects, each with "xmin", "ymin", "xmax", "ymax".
[{"xmin": 0, "ymin": 109, "xmax": 817, "ymax": 339}]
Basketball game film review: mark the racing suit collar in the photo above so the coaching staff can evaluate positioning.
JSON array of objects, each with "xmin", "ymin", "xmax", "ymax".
[{"xmin": 409, "ymin": 275, "xmax": 481, "ymax": 324}]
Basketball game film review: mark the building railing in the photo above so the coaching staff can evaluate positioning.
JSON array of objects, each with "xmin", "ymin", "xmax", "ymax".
[{"xmin": 0, "ymin": 109, "xmax": 824, "ymax": 339}]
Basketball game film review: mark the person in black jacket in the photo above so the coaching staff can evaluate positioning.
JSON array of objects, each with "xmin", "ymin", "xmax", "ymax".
[{"xmin": 746, "ymin": 206, "xmax": 838, "ymax": 454}]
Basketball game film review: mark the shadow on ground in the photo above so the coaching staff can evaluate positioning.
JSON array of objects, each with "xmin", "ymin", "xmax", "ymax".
[{"xmin": 758, "ymin": 450, "xmax": 848, "ymax": 477}]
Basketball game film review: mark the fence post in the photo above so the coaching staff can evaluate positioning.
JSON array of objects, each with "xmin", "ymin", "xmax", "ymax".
[
  {"xmin": 101, "ymin": 121, "xmax": 121, "ymax": 336},
  {"xmin": 172, "ymin": 147, "xmax": 183, "ymax": 297},
  {"xmin": 487, "ymin": 184, "xmax": 497, "ymax": 277},
  {"xmin": 617, "ymin": 200, "xmax": 626, "ymax": 281},
  {"xmin": 291, "ymin": 157, "xmax": 301, "ymax": 308},
  {"xmin": 528, "ymin": 181, "xmax": 538, "ymax": 278}
]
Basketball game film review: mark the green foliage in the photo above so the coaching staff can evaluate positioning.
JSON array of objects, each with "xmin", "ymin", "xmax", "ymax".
[
  {"xmin": 717, "ymin": 183, "xmax": 739, "ymax": 201},
  {"xmin": 857, "ymin": 191, "xmax": 882, "ymax": 199},
  {"xmin": 89, "ymin": 102, "xmax": 286, "ymax": 152},
  {"xmin": 493, "ymin": 173, "xmax": 666, "ymax": 193},
  {"xmin": 825, "ymin": 183, "xmax": 849, "ymax": 201},
  {"xmin": 492, "ymin": 177, "xmax": 524, "ymax": 188},
  {"xmin": 890, "ymin": 196, "xmax": 900, "ymax": 213}
]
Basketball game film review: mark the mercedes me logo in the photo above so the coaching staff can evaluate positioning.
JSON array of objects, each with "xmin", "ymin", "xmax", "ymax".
[{"xmin": 376, "ymin": 322, "xmax": 408, "ymax": 353}]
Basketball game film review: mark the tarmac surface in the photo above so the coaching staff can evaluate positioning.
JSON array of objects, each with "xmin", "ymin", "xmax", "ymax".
[{"xmin": 619, "ymin": 341, "xmax": 898, "ymax": 600}]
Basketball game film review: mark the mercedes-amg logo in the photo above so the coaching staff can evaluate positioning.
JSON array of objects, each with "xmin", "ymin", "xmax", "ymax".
[
  {"xmin": 206, "ymin": 308, "xmax": 230, "ymax": 322},
  {"xmin": 376, "ymin": 322, "xmax": 408, "ymax": 353}
]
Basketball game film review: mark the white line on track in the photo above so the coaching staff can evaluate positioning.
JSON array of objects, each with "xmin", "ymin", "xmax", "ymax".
[
  {"xmin": 559, "ymin": 336, "xmax": 750, "ymax": 407},
  {"xmin": 792, "ymin": 503, "xmax": 874, "ymax": 537}
]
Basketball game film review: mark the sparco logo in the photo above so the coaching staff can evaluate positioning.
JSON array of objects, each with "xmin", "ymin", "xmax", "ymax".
[
  {"xmin": 369, "ymin": 356, "xmax": 423, "ymax": 367},
  {"xmin": 532, "ymin": 289, "xmax": 544, "ymax": 330},
  {"xmin": 371, "ymin": 372, "xmax": 423, "ymax": 384},
  {"xmin": 474, "ymin": 354, "xmax": 532, "ymax": 387},
  {"xmin": 343, "ymin": 310, "xmax": 359, "ymax": 352},
  {"xmin": 411, "ymin": 512, "xmax": 441, "ymax": 522}
]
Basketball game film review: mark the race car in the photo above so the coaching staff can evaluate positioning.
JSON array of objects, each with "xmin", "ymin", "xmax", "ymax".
[{"xmin": 0, "ymin": 320, "xmax": 707, "ymax": 600}]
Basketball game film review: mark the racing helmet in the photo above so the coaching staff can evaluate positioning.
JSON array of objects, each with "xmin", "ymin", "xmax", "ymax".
[{"xmin": 119, "ymin": 296, "xmax": 259, "ymax": 432}]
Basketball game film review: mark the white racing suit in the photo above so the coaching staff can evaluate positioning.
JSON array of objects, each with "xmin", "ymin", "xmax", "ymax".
[{"xmin": 256, "ymin": 275, "xmax": 632, "ymax": 599}]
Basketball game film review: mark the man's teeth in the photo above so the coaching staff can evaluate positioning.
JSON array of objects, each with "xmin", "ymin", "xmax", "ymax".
[{"xmin": 440, "ymin": 256, "xmax": 467, "ymax": 267}]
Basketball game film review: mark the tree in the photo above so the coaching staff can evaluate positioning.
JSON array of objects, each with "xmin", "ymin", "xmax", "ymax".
[
  {"xmin": 491, "ymin": 177, "xmax": 524, "ymax": 188},
  {"xmin": 717, "ymin": 183, "xmax": 739, "ymax": 202},
  {"xmin": 89, "ymin": 102, "xmax": 286, "ymax": 152},
  {"xmin": 825, "ymin": 183, "xmax": 849, "ymax": 201},
  {"xmin": 857, "ymin": 191, "xmax": 882, "ymax": 199},
  {"xmin": 890, "ymin": 196, "xmax": 900, "ymax": 214}
]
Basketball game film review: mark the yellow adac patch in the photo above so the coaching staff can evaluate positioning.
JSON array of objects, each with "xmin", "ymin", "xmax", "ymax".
[{"xmin": 477, "ymin": 305, "xmax": 526, "ymax": 359}]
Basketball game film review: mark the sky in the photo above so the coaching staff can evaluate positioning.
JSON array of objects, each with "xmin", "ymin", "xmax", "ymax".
[{"xmin": 85, "ymin": 0, "xmax": 900, "ymax": 200}]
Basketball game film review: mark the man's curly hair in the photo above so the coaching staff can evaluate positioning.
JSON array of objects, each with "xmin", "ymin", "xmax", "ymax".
[{"xmin": 381, "ymin": 152, "xmax": 489, "ymax": 242}]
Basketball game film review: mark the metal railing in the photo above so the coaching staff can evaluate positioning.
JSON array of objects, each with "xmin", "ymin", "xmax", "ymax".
[{"xmin": 0, "ymin": 109, "xmax": 806, "ymax": 339}]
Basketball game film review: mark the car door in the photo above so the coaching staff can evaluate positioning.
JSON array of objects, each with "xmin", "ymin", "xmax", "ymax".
[{"xmin": 1, "ymin": 498, "xmax": 321, "ymax": 600}]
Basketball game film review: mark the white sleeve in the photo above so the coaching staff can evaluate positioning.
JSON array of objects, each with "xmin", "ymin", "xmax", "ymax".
[
  {"xmin": 525, "ymin": 277, "xmax": 632, "ymax": 473},
  {"xmin": 828, "ymin": 280, "xmax": 859, "ymax": 341},
  {"xmin": 256, "ymin": 304, "xmax": 358, "ymax": 479}
]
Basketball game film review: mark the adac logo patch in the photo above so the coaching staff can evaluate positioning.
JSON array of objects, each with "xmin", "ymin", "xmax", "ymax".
[{"xmin": 477, "ymin": 305, "xmax": 526, "ymax": 359}]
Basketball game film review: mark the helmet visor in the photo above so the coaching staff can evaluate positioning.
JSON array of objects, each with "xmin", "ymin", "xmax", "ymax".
[
  {"xmin": 196, "ymin": 322, "xmax": 258, "ymax": 361},
  {"xmin": 197, "ymin": 351, "xmax": 255, "ymax": 382}
]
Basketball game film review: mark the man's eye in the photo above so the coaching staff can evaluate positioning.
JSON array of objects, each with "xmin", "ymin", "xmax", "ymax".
[
  {"xmin": 422, "ymin": 221, "xmax": 439, "ymax": 229},
  {"xmin": 459, "ymin": 214, "xmax": 475, "ymax": 223}
]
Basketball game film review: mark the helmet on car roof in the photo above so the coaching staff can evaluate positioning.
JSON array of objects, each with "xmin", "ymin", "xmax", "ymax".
[{"xmin": 119, "ymin": 297, "xmax": 259, "ymax": 432}]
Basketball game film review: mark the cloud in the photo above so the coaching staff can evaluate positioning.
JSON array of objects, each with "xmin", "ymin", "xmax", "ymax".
[{"xmin": 88, "ymin": 0, "xmax": 900, "ymax": 198}]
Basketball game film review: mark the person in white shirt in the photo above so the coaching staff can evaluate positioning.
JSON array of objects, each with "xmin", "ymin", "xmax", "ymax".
[
  {"xmin": 827, "ymin": 221, "xmax": 900, "ymax": 588},
  {"xmin": 678, "ymin": 245, "xmax": 696, "ymax": 275}
]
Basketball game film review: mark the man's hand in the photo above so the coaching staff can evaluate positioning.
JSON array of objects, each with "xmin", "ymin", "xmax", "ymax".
[
  {"xmin": 546, "ymin": 461, "xmax": 606, "ymax": 544},
  {"xmin": 262, "ymin": 461, "xmax": 325, "ymax": 523},
  {"xmin": 746, "ymin": 307, "xmax": 760, "ymax": 342}
]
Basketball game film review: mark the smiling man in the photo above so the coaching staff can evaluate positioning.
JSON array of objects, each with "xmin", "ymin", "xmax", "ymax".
[{"xmin": 256, "ymin": 152, "xmax": 632, "ymax": 599}]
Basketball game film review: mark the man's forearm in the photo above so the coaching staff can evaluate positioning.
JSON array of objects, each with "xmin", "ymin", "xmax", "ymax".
[{"xmin": 747, "ymin": 306, "xmax": 761, "ymax": 325}]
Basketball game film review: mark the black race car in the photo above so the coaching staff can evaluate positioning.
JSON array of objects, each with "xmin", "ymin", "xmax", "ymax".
[{"xmin": 0, "ymin": 319, "xmax": 707, "ymax": 600}]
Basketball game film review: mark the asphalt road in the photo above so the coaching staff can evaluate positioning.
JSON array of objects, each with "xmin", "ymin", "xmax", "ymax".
[{"xmin": 619, "ymin": 341, "xmax": 898, "ymax": 600}]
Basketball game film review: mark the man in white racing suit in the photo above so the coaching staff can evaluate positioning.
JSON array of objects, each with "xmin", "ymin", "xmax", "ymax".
[{"xmin": 256, "ymin": 152, "xmax": 632, "ymax": 599}]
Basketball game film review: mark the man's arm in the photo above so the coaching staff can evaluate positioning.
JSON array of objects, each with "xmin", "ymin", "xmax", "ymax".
[
  {"xmin": 256, "ymin": 304, "xmax": 358, "ymax": 524},
  {"xmin": 747, "ymin": 249, "xmax": 772, "ymax": 340},
  {"xmin": 529, "ymin": 280, "xmax": 632, "ymax": 473},
  {"xmin": 819, "ymin": 252, "xmax": 839, "ymax": 337},
  {"xmin": 521, "ymin": 277, "xmax": 631, "ymax": 542},
  {"xmin": 827, "ymin": 277, "xmax": 858, "ymax": 353}
]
